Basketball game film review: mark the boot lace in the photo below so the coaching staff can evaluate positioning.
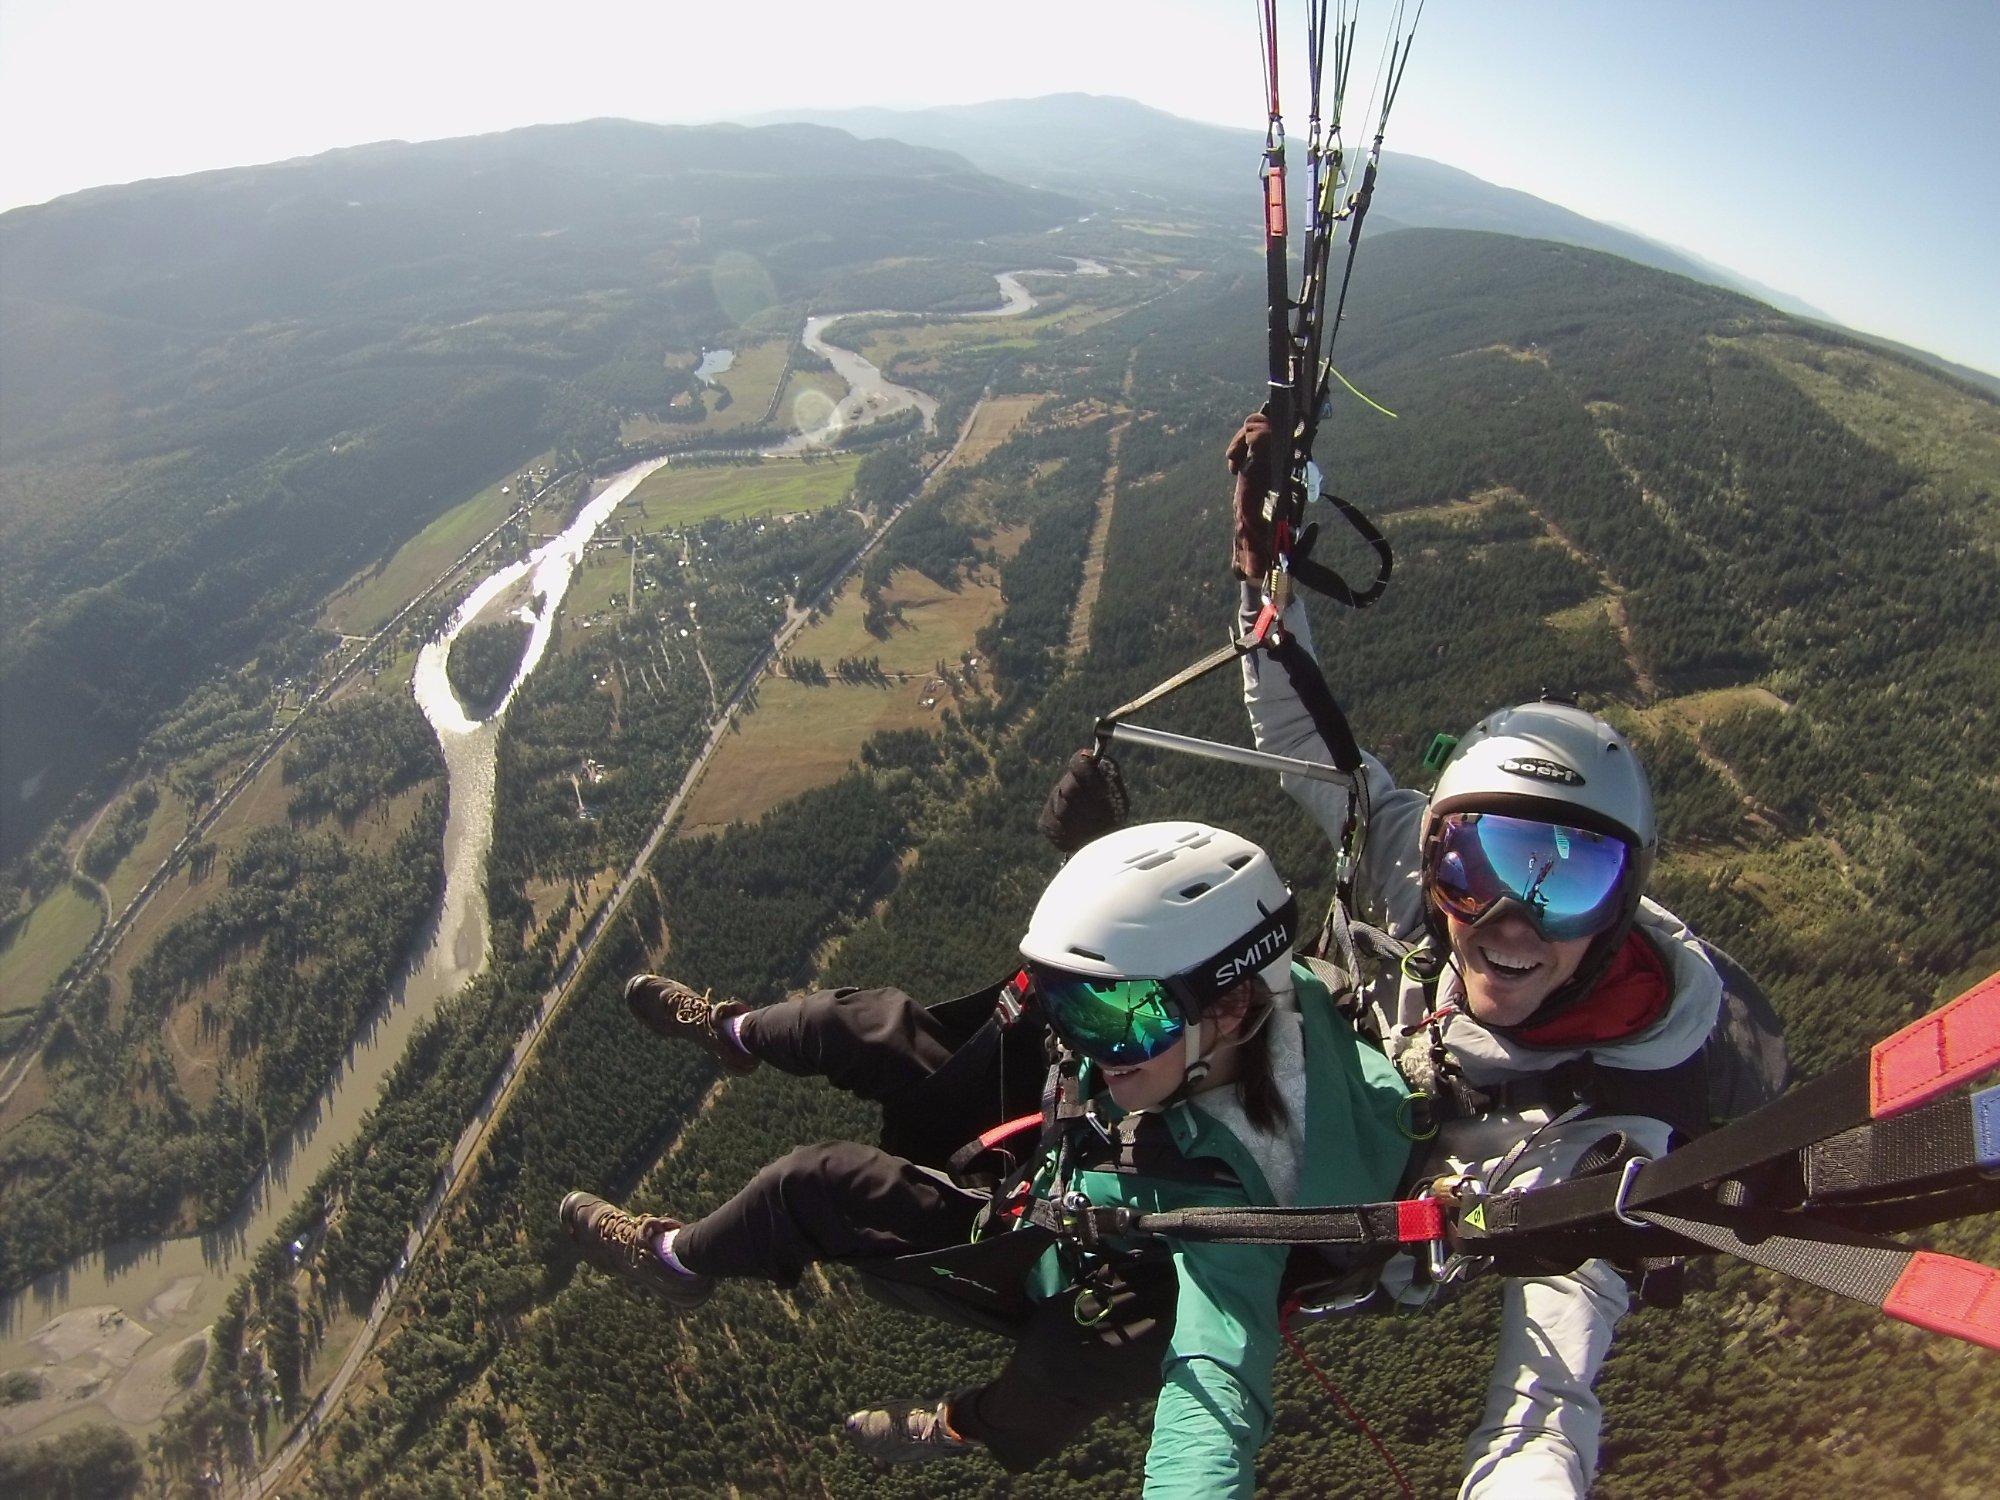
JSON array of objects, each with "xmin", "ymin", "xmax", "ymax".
[
  {"xmin": 591, "ymin": 1205, "xmax": 652, "ymax": 1272},
  {"xmin": 670, "ymin": 984, "xmax": 715, "ymax": 1028}
]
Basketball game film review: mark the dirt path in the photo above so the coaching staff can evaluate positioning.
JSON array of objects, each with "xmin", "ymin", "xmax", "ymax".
[
  {"xmin": 1067, "ymin": 350, "xmax": 1141, "ymax": 658},
  {"xmin": 1518, "ymin": 498, "xmax": 1660, "ymax": 702}
]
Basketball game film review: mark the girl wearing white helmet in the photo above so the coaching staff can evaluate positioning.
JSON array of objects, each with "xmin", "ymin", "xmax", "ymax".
[
  {"xmin": 559, "ymin": 821, "xmax": 1410, "ymax": 1496},
  {"xmin": 1233, "ymin": 571, "xmax": 1725, "ymax": 1498}
]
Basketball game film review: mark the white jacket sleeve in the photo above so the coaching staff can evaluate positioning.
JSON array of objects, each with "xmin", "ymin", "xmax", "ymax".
[{"xmin": 1237, "ymin": 585, "xmax": 1399, "ymax": 848}]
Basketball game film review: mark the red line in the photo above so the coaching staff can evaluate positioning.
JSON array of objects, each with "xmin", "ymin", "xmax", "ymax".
[{"xmin": 1281, "ymin": 1308, "xmax": 1416, "ymax": 1498}]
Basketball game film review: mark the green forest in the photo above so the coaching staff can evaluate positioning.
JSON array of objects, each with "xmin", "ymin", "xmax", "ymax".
[
  {"xmin": 445, "ymin": 620, "xmax": 533, "ymax": 721},
  {"xmin": 207, "ymin": 230, "xmax": 1999, "ymax": 1498}
]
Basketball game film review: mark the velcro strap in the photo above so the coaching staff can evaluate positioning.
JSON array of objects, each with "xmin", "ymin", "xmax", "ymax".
[
  {"xmin": 1871, "ymin": 970, "xmax": 2000, "ymax": 1118},
  {"xmin": 1882, "ymin": 1252, "xmax": 2000, "ymax": 1350},
  {"xmin": 1806, "ymin": 1088, "xmax": 1992, "ymax": 1201}
]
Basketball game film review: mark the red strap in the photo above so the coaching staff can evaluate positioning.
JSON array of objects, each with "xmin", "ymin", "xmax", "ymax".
[
  {"xmin": 1264, "ymin": 163, "xmax": 1288, "ymax": 237},
  {"xmin": 1870, "ymin": 970, "xmax": 2000, "ymax": 1119},
  {"xmin": 1246, "ymin": 600, "xmax": 1279, "ymax": 646},
  {"xmin": 1882, "ymin": 1251, "xmax": 2000, "ymax": 1351},
  {"xmin": 1396, "ymin": 1198, "xmax": 1444, "ymax": 1243},
  {"xmin": 977, "ymin": 1113, "xmax": 1043, "ymax": 1151}
]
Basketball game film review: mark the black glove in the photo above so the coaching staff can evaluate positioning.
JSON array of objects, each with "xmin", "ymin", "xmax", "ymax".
[{"xmin": 1038, "ymin": 748, "xmax": 1129, "ymax": 854}]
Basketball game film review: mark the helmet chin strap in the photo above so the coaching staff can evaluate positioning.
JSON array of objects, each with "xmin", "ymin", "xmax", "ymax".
[{"xmin": 1180, "ymin": 1019, "xmax": 1211, "ymax": 1088}]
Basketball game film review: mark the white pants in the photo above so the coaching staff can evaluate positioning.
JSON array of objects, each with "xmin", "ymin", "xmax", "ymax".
[
  {"xmin": 1435, "ymin": 1111, "xmax": 1668, "ymax": 1498},
  {"xmin": 1458, "ymin": 1258, "xmax": 1629, "ymax": 1498}
]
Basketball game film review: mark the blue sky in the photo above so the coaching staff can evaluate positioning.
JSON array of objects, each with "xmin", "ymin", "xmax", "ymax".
[{"xmin": 2, "ymin": 1, "xmax": 1993, "ymax": 373}]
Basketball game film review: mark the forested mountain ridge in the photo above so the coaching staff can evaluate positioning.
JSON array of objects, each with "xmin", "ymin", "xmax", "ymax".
[
  {"xmin": 0, "ymin": 118, "xmax": 1074, "ymax": 859},
  {"xmin": 757, "ymin": 94, "xmax": 1820, "ymax": 307},
  {"xmin": 259, "ymin": 230, "xmax": 1998, "ymax": 1497}
]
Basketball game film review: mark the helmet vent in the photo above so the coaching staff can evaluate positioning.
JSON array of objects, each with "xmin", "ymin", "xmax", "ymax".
[
  {"xmin": 1177, "ymin": 882, "xmax": 1212, "ymax": 900},
  {"xmin": 1067, "ymin": 946, "xmax": 1106, "ymax": 962},
  {"xmin": 1226, "ymin": 854, "xmax": 1253, "ymax": 870},
  {"xmin": 1129, "ymin": 851, "xmax": 1176, "ymax": 870}
]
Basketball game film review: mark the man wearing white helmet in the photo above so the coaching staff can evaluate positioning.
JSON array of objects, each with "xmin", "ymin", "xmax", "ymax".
[
  {"xmin": 1223, "ymin": 417, "xmax": 1727, "ymax": 1499},
  {"xmin": 558, "ymin": 822, "xmax": 1410, "ymax": 1496}
]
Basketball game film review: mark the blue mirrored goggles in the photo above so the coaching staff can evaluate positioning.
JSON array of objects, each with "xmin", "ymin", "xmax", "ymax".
[
  {"xmin": 1425, "ymin": 811, "xmax": 1633, "ymax": 942},
  {"xmin": 1025, "ymin": 965, "xmax": 1194, "ymax": 1069}
]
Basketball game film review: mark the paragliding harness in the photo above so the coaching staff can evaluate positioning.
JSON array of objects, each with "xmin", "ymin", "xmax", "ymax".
[
  {"xmin": 855, "ymin": 971, "xmax": 1248, "ymax": 1338},
  {"xmin": 1025, "ymin": 969, "xmax": 2000, "ymax": 1353}
]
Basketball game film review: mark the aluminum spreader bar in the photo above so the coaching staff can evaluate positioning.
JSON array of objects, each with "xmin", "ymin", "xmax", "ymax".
[{"xmin": 1101, "ymin": 721, "xmax": 1358, "ymax": 787}]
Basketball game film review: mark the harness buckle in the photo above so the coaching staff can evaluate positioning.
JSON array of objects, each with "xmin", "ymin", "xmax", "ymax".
[{"xmin": 1611, "ymin": 1156, "xmax": 1655, "ymax": 1228}]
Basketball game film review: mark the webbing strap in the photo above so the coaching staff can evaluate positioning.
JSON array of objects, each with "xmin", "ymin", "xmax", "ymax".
[
  {"xmin": 1634, "ymin": 1202, "xmax": 1907, "ymax": 1305},
  {"xmin": 1288, "ymin": 495, "xmax": 1394, "ymax": 610},
  {"xmin": 1268, "ymin": 634, "xmax": 1365, "ymax": 775},
  {"xmin": 1056, "ymin": 1197, "xmax": 1442, "ymax": 1249},
  {"xmin": 1871, "ymin": 970, "xmax": 2000, "ymax": 1118},
  {"xmin": 1098, "ymin": 639, "xmax": 1248, "ymax": 729},
  {"xmin": 1635, "ymin": 1204, "xmax": 2000, "ymax": 1352},
  {"xmin": 1495, "ymin": 970, "xmax": 2000, "ymax": 1241},
  {"xmin": 1806, "ymin": 1083, "xmax": 2000, "ymax": 1200}
]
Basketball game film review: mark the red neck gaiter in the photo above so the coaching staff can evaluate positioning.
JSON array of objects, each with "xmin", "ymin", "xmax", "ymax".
[{"xmin": 1508, "ymin": 929, "xmax": 1671, "ymax": 1048}]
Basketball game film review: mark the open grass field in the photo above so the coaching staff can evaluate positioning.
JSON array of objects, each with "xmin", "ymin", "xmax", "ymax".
[
  {"xmin": 558, "ymin": 546, "xmax": 631, "ymax": 630},
  {"xmin": 322, "ymin": 451, "xmax": 552, "ymax": 634},
  {"xmin": 938, "ymin": 394, "xmax": 1046, "ymax": 476},
  {"xmin": 1631, "ymin": 684, "xmax": 1791, "ymax": 733},
  {"xmin": 623, "ymin": 455, "xmax": 861, "ymax": 530},
  {"xmin": 678, "ymin": 678, "xmax": 940, "ymax": 836},
  {"xmin": 794, "ymin": 566, "xmax": 1001, "ymax": 676},
  {"xmin": 678, "ymin": 562, "xmax": 1003, "ymax": 833},
  {"xmin": 0, "ymin": 883, "xmax": 101, "ymax": 1018},
  {"xmin": 621, "ymin": 340, "xmax": 792, "ymax": 445},
  {"xmin": 99, "ymin": 786, "xmax": 192, "ymax": 913}
]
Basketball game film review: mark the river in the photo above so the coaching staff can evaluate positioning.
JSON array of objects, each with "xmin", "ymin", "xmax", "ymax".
[{"xmin": 0, "ymin": 259, "xmax": 1084, "ymax": 1447}]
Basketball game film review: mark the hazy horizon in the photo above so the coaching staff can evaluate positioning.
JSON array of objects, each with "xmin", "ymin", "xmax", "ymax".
[{"xmin": 3, "ymin": 1, "xmax": 1994, "ymax": 376}]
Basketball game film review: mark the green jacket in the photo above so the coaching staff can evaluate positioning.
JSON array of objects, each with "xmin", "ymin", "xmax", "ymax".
[{"xmin": 1030, "ymin": 964, "xmax": 1411, "ymax": 1498}]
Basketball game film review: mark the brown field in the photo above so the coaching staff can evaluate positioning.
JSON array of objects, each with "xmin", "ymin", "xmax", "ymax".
[
  {"xmin": 163, "ymin": 974, "xmax": 232, "ymax": 1111},
  {"xmin": 524, "ymin": 869, "xmax": 618, "ymax": 950},
  {"xmin": 0, "ymin": 1055, "xmax": 49, "ymax": 1133},
  {"xmin": 791, "ymin": 566, "xmax": 1001, "ymax": 677},
  {"xmin": 678, "ymin": 678, "xmax": 941, "ymax": 836},
  {"xmin": 985, "ymin": 522, "xmax": 1031, "ymax": 562},
  {"xmin": 1389, "ymin": 490, "xmax": 1507, "ymax": 526},
  {"xmin": 938, "ymin": 394, "xmax": 1046, "ymax": 475},
  {"xmin": 679, "ymin": 564, "xmax": 1003, "ymax": 833}
]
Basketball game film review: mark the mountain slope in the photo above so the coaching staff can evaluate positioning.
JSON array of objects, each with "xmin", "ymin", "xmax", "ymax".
[
  {"xmin": 0, "ymin": 118, "xmax": 1074, "ymax": 858},
  {"xmin": 754, "ymin": 93, "xmax": 1980, "ymax": 373}
]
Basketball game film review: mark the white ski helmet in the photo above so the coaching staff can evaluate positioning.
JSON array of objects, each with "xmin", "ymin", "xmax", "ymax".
[
  {"xmin": 1424, "ymin": 699, "xmax": 1656, "ymax": 886},
  {"xmin": 1020, "ymin": 821, "xmax": 1298, "ymax": 1005},
  {"xmin": 1420, "ymin": 701, "xmax": 1657, "ymax": 1020}
]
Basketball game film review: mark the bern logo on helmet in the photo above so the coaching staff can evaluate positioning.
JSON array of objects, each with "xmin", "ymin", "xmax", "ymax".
[
  {"xmin": 1211, "ymin": 922, "xmax": 1292, "ymax": 987},
  {"xmin": 1500, "ymin": 756, "xmax": 1585, "ymax": 787}
]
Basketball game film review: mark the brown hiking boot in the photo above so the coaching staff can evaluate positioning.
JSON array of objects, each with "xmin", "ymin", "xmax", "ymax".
[
  {"xmin": 844, "ymin": 1400, "xmax": 975, "ymax": 1465},
  {"xmin": 558, "ymin": 1191, "xmax": 713, "ymax": 1312},
  {"xmin": 623, "ymin": 974, "xmax": 758, "ymax": 1074}
]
